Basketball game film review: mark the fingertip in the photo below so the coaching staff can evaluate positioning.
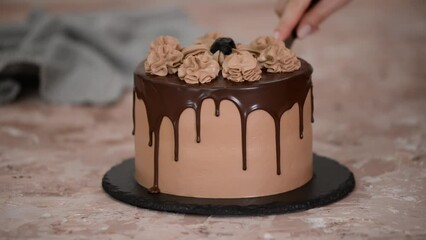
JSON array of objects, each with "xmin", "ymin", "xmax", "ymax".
[
  {"xmin": 274, "ymin": 30, "xmax": 282, "ymax": 40},
  {"xmin": 274, "ymin": 24, "xmax": 291, "ymax": 41},
  {"xmin": 297, "ymin": 24, "xmax": 312, "ymax": 39}
]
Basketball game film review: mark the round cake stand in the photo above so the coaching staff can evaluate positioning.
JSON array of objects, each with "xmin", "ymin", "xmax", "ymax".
[{"xmin": 102, "ymin": 154, "xmax": 355, "ymax": 216}]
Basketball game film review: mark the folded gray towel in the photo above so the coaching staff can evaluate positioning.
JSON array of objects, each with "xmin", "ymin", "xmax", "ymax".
[{"xmin": 0, "ymin": 7, "xmax": 202, "ymax": 105}]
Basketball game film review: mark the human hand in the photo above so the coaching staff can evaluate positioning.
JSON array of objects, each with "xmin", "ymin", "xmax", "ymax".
[{"xmin": 274, "ymin": 0, "xmax": 351, "ymax": 40}]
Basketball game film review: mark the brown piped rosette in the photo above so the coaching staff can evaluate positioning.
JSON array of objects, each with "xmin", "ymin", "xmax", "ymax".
[{"xmin": 144, "ymin": 34, "xmax": 301, "ymax": 83}]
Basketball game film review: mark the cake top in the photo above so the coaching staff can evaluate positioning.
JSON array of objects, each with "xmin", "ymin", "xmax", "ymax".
[
  {"xmin": 142, "ymin": 33, "xmax": 301, "ymax": 84},
  {"xmin": 136, "ymin": 58, "xmax": 312, "ymax": 90}
]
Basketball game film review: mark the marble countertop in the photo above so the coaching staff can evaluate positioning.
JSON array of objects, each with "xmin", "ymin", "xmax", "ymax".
[{"xmin": 1, "ymin": 0, "xmax": 425, "ymax": 239}]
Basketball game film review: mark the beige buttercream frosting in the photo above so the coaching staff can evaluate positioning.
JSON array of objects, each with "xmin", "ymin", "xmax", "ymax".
[
  {"xmin": 249, "ymin": 36, "xmax": 282, "ymax": 52},
  {"xmin": 145, "ymin": 36, "xmax": 183, "ymax": 76},
  {"xmin": 181, "ymin": 44, "xmax": 210, "ymax": 59},
  {"xmin": 222, "ymin": 51, "xmax": 262, "ymax": 82},
  {"xmin": 182, "ymin": 43, "xmax": 226, "ymax": 65},
  {"xmin": 178, "ymin": 52, "xmax": 220, "ymax": 84},
  {"xmin": 257, "ymin": 44, "xmax": 301, "ymax": 73},
  {"xmin": 212, "ymin": 51, "xmax": 225, "ymax": 65},
  {"xmin": 150, "ymin": 35, "xmax": 181, "ymax": 50},
  {"xmin": 144, "ymin": 34, "xmax": 301, "ymax": 79},
  {"xmin": 144, "ymin": 44, "xmax": 183, "ymax": 76},
  {"xmin": 236, "ymin": 44, "xmax": 260, "ymax": 58},
  {"xmin": 196, "ymin": 32, "xmax": 223, "ymax": 48}
]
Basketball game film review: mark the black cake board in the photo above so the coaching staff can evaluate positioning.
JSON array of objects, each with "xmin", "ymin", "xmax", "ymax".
[{"xmin": 102, "ymin": 154, "xmax": 355, "ymax": 216}]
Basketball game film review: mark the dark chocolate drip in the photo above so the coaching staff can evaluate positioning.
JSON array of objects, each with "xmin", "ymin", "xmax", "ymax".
[
  {"xmin": 274, "ymin": 117, "xmax": 281, "ymax": 175},
  {"xmin": 173, "ymin": 119, "xmax": 179, "ymax": 161},
  {"xmin": 311, "ymin": 85, "xmax": 315, "ymax": 123},
  {"xmin": 195, "ymin": 106, "xmax": 202, "ymax": 143},
  {"xmin": 133, "ymin": 59, "xmax": 313, "ymax": 193},
  {"xmin": 298, "ymin": 101, "xmax": 305, "ymax": 139},
  {"xmin": 132, "ymin": 88, "xmax": 136, "ymax": 135},
  {"xmin": 148, "ymin": 132, "xmax": 153, "ymax": 147},
  {"xmin": 150, "ymin": 128, "xmax": 160, "ymax": 193},
  {"xmin": 214, "ymin": 100, "xmax": 221, "ymax": 117},
  {"xmin": 241, "ymin": 113, "xmax": 248, "ymax": 170}
]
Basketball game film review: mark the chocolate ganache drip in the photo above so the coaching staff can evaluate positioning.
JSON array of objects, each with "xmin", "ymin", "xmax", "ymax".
[{"xmin": 133, "ymin": 59, "xmax": 313, "ymax": 193}]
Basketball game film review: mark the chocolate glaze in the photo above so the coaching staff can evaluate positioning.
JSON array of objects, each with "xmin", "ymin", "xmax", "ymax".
[
  {"xmin": 132, "ymin": 88, "xmax": 136, "ymax": 135},
  {"xmin": 134, "ymin": 59, "xmax": 313, "ymax": 193}
]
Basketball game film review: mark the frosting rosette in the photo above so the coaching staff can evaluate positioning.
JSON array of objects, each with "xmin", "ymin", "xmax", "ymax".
[
  {"xmin": 178, "ymin": 52, "xmax": 220, "ymax": 84},
  {"xmin": 181, "ymin": 44, "xmax": 225, "ymax": 70},
  {"xmin": 196, "ymin": 32, "xmax": 223, "ymax": 48},
  {"xmin": 222, "ymin": 51, "xmax": 262, "ymax": 82},
  {"xmin": 181, "ymin": 44, "xmax": 211, "ymax": 59},
  {"xmin": 143, "ymin": 34, "xmax": 302, "ymax": 82},
  {"xmin": 236, "ymin": 44, "xmax": 260, "ymax": 58},
  {"xmin": 257, "ymin": 43, "xmax": 301, "ymax": 73},
  {"xmin": 150, "ymin": 35, "xmax": 181, "ymax": 50},
  {"xmin": 249, "ymin": 36, "xmax": 301, "ymax": 73},
  {"xmin": 249, "ymin": 36, "xmax": 282, "ymax": 52},
  {"xmin": 144, "ymin": 36, "xmax": 183, "ymax": 76}
]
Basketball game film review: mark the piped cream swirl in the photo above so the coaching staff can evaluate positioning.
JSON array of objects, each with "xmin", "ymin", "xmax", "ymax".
[
  {"xmin": 249, "ymin": 36, "xmax": 282, "ymax": 52},
  {"xmin": 222, "ymin": 51, "xmax": 262, "ymax": 82},
  {"xmin": 144, "ymin": 34, "xmax": 301, "ymax": 81},
  {"xmin": 257, "ymin": 44, "xmax": 301, "ymax": 73},
  {"xmin": 236, "ymin": 44, "xmax": 260, "ymax": 58},
  {"xmin": 178, "ymin": 52, "xmax": 220, "ymax": 84},
  {"xmin": 182, "ymin": 44, "xmax": 210, "ymax": 59},
  {"xmin": 145, "ymin": 36, "xmax": 183, "ymax": 76},
  {"xmin": 150, "ymin": 35, "xmax": 181, "ymax": 50},
  {"xmin": 251, "ymin": 36, "xmax": 301, "ymax": 73}
]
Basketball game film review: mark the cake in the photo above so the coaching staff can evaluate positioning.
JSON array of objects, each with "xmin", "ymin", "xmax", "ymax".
[{"xmin": 133, "ymin": 34, "xmax": 314, "ymax": 198}]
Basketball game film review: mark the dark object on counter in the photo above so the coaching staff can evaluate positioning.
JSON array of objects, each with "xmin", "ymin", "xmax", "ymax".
[{"xmin": 0, "ymin": 63, "xmax": 40, "ymax": 104}]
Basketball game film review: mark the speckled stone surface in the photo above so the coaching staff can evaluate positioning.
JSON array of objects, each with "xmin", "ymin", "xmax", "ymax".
[{"xmin": 1, "ymin": 0, "xmax": 425, "ymax": 239}]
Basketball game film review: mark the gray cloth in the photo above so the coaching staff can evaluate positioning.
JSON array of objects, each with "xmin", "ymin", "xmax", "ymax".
[{"xmin": 0, "ymin": 7, "xmax": 202, "ymax": 104}]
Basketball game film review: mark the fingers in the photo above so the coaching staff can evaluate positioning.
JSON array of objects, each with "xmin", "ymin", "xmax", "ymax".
[
  {"xmin": 297, "ymin": 0, "xmax": 351, "ymax": 38},
  {"xmin": 274, "ymin": 0, "xmax": 311, "ymax": 40}
]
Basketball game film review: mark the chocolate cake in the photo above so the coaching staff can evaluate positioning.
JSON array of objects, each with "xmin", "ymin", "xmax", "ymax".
[{"xmin": 132, "ymin": 34, "xmax": 314, "ymax": 198}]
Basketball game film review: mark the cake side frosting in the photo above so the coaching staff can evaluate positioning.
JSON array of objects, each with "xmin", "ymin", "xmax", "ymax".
[
  {"xmin": 134, "ymin": 95, "xmax": 313, "ymax": 198},
  {"xmin": 133, "ymin": 59, "xmax": 313, "ymax": 195},
  {"xmin": 132, "ymin": 34, "xmax": 314, "ymax": 197}
]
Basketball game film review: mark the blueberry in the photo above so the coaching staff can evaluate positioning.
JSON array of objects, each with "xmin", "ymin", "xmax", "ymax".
[{"xmin": 210, "ymin": 37, "xmax": 236, "ymax": 55}]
